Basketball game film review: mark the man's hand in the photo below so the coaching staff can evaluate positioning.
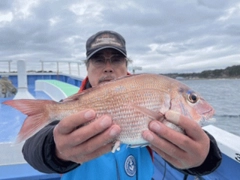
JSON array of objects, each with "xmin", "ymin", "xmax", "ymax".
[
  {"xmin": 53, "ymin": 109, "xmax": 121, "ymax": 164},
  {"xmin": 142, "ymin": 110, "xmax": 210, "ymax": 169}
]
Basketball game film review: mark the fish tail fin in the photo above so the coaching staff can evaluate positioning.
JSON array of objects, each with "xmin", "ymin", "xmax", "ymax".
[{"xmin": 3, "ymin": 99, "xmax": 56, "ymax": 143}]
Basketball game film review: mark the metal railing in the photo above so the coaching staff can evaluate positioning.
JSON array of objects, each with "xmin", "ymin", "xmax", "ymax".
[
  {"xmin": 0, "ymin": 59, "xmax": 143, "ymax": 76},
  {"xmin": 0, "ymin": 60, "xmax": 84, "ymax": 76}
]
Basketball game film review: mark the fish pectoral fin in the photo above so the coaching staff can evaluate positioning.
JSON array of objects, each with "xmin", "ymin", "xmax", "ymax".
[{"xmin": 130, "ymin": 104, "xmax": 163, "ymax": 120}]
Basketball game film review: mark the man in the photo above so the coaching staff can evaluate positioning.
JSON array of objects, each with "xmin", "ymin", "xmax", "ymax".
[{"xmin": 23, "ymin": 30, "xmax": 221, "ymax": 179}]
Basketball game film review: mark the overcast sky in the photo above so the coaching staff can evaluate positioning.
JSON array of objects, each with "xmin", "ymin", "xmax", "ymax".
[{"xmin": 0, "ymin": 0, "xmax": 240, "ymax": 77}]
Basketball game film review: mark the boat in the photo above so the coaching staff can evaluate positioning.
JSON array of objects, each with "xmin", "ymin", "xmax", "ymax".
[{"xmin": 0, "ymin": 60, "xmax": 239, "ymax": 180}]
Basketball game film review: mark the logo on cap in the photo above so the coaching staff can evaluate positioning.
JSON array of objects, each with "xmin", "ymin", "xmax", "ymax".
[{"xmin": 90, "ymin": 33, "xmax": 122, "ymax": 49}]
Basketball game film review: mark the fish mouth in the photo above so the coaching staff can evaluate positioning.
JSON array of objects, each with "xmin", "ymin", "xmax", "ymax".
[
  {"xmin": 201, "ymin": 108, "xmax": 215, "ymax": 120},
  {"xmin": 203, "ymin": 108, "xmax": 215, "ymax": 116}
]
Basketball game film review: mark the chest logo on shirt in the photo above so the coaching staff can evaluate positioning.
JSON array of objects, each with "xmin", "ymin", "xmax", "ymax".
[{"xmin": 125, "ymin": 155, "xmax": 136, "ymax": 177}]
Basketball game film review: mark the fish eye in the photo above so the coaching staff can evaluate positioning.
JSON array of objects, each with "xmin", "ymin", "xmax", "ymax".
[{"xmin": 188, "ymin": 93, "xmax": 198, "ymax": 103}]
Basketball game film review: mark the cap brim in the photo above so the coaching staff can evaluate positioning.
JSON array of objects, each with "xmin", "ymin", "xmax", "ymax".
[{"xmin": 87, "ymin": 46, "xmax": 126, "ymax": 60}]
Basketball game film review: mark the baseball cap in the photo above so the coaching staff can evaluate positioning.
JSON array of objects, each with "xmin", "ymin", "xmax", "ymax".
[{"xmin": 86, "ymin": 30, "xmax": 127, "ymax": 59}]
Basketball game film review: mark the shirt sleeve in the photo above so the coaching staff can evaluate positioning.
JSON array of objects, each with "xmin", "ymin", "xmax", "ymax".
[{"xmin": 22, "ymin": 121, "xmax": 79, "ymax": 174}]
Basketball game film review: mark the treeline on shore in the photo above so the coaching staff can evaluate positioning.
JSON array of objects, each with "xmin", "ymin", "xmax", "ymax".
[{"xmin": 161, "ymin": 65, "xmax": 240, "ymax": 79}]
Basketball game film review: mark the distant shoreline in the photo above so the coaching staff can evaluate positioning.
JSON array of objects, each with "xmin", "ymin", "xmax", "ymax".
[{"xmin": 161, "ymin": 65, "xmax": 240, "ymax": 79}]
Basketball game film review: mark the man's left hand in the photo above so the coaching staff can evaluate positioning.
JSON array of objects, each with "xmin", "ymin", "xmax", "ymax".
[{"xmin": 142, "ymin": 110, "xmax": 210, "ymax": 169}]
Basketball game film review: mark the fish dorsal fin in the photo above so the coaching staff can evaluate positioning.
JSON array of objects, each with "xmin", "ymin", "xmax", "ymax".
[
  {"xmin": 62, "ymin": 86, "xmax": 101, "ymax": 103},
  {"xmin": 62, "ymin": 75, "xmax": 142, "ymax": 103},
  {"xmin": 130, "ymin": 104, "xmax": 164, "ymax": 121},
  {"xmin": 114, "ymin": 74, "xmax": 141, "ymax": 80},
  {"xmin": 62, "ymin": 74, "xmax": 144, "ymax": 103},
  {"xmin": 61, "ymin": 92, "xmax": 84, "ymax": 102}
]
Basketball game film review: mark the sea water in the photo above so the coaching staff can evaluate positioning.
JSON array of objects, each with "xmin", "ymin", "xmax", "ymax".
[{"xmin": 182, "ymin": 78, "xmax": 240, "ymax": 136}]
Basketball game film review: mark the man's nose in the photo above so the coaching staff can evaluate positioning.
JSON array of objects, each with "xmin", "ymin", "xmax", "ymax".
[{"xmin": 103, "ymin": 61, "xmax": 113, "ymax": 72}]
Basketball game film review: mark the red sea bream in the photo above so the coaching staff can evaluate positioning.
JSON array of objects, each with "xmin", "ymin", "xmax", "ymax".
[{"xmin": 3, "ymin": 74, "xmax": 215, "ymax": 151}]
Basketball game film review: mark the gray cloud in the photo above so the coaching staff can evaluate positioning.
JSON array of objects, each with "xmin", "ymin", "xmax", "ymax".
[{"xmin": 0, "ymin": 0, "xmax": 240, "ymax": 76}]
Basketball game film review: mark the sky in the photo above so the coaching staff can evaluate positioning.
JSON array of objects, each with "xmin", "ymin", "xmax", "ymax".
[{"xmin": 0, "ymin": 0, "xmax": 240, "ymax": 77}]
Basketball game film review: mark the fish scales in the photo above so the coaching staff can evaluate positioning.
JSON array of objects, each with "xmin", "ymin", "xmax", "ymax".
[
  {"xmin": 91, "ymin": 77, "xmax": 167, "ymax": 144},
  {"xmin": 72, "ymin": 76, "xmax": 168, "ymax": 145}
]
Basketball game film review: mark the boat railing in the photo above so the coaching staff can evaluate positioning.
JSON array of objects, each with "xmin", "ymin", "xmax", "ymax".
[
  {"xmin": 0, "ymin": 59, "xmax": 143, "ymax": 76},
  {"xmin": 0, "ymin": 60, "xmax": 84, "ymax": 77}
]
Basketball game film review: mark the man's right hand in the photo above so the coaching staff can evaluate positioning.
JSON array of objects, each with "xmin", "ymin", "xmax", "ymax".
[{"xmin": 53, "ymin": 109, "xmax": 121, "ymax": 164}]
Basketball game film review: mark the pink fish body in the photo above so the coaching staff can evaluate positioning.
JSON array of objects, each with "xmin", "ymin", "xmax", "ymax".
[{"xmin": 3, "ymin": 74, "xmax": 214, "ymax": 146}]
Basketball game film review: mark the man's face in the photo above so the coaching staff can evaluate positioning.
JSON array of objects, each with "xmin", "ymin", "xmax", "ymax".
[{"xmin": 87, "ymin": 49, "xmax": 128, "ymax": 87}]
